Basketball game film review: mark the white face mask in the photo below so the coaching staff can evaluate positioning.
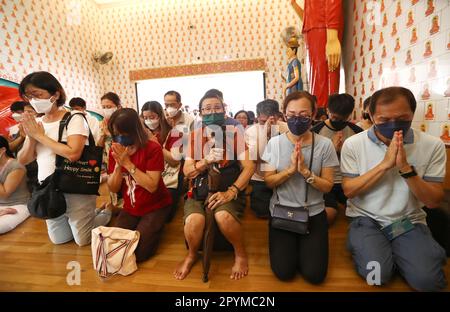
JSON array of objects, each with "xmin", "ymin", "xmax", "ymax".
[
  {"xmin": 145, "ymin": 119, "xmax": 160, "ymax": 130},
  {"xmin": 29, "ymin": 97, "xmax": 55, "ymax": 114},
  {"xmin": 102, "ymin": 108, "xmax": 116, "ymax": 119},
  {"xmin": 166, "ymin": 106, "xmax": 179, "ymax": 118},
  {"xmin": 12, "ymin": 113, "xmax": 22, "ymax": 122}
]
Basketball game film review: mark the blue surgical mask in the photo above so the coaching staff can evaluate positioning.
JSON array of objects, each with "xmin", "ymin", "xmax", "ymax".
[
  {"xmin": 113, "ymin": 135, "xmax": 134, "ymax": 146},
  {"xmin": 287, "ymin": 116, "xmax": 311, "ymax": 135},
  {"xmin": 374, "ymin": 120, "xmax": 412, "ymax": 140}
]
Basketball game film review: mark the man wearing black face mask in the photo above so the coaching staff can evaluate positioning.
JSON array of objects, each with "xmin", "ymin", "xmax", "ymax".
[
  {"xmin": 312, "ymin": 93, "xmax": 362, "ymax": 225},
  {"xmin": 341, "ymin": 87, "xmax": 447, "ymax": 292}
]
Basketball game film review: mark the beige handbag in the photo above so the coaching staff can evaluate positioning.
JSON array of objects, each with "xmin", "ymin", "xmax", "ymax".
[{"xmin": 91, "ymin": 226, "xmax": 140, "ymax": 278}]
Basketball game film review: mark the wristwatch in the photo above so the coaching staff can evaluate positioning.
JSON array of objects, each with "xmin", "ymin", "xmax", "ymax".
[
  {"xmin": 305, "ymin": 172, "xmax": 315, "ymax": 184},
  {"xmin": 399, "ymin": 166, "xmax": 417, "ymax": 179},
  {"xmin": 129, "ymin": 165, "xmax": 137, "ymax": 175}
]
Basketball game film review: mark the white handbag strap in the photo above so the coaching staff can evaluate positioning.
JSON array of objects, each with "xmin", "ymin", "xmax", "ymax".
[{"xmin": 95, "ymin": 234, "xmax": 108, "ymax": 278}]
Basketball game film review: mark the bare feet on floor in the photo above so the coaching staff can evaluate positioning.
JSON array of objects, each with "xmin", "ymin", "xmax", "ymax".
[
  {"xmin": 230, "ymin": 254, "xmax": 248, "ymax": 280},
  {"xmin": 174, "ymin": 254, "xmax": 198, "ymax": 280}
]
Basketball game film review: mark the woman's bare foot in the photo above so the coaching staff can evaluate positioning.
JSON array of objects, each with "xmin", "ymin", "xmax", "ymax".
[
  {"xmin": 230, "ymin": 254, "xmax": 248, "ymax": 280},
  {"xmin": 174, "ymin": 254, "xmax": 198, "ymax": 280},
  {"xmin": 0, "ymin": 208, "xmax": 18, "ymax": 217}
]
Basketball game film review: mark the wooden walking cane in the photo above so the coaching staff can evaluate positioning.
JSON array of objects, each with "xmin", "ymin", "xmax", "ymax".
[{"xmin": 202, "ymin": 163, "xmax": 220, "ymax": 283}]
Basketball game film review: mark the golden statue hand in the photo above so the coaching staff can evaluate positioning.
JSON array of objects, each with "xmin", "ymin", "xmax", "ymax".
[{"xmin": 326, "ymin": 29, "xmax": 341, "ymax": 72}]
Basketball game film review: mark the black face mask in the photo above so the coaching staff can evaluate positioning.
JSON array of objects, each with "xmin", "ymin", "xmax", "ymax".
[
  {"xmin": 287, "ymin": 116, "xmax": 311, "ymax": 135},
  {"xmin": 329, "ymin": 119, "xmax": 348, "ymax": 131}
]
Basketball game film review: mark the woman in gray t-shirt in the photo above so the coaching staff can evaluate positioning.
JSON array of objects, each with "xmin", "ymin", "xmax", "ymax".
[
  {"xmin": 0, "ymin": 136, "xmax": 30, "ymax": 234},
  {"xmin": 261, "ymin": 91, "xmax": 339, "ymax": 284}
]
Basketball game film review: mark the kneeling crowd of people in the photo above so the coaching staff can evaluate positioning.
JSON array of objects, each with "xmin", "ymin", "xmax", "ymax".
[{"xmin": 0, "ymin": 70, "xmax": 447, "ymax": 291}]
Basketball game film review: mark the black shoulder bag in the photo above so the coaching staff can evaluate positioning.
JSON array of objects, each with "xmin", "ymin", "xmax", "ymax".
[
  {"xmin": 271, "ymin": 133, "xmax": 315, "ymax": 235},
  {"xmin": 27, "ymin": 113, "xmax": 73, "ymax": 219},
  {"xmin": 53, "ymin": 112, "xmax": 103, "ymax": 195}
]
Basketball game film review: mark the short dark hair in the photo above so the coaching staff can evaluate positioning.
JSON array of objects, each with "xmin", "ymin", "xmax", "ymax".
[
  {"xmin": 328, "ymin": 93, "xmax": 355, "ymax": 117},
  {"xmin": 19, "ymin": 71, "xmax": 66, "ymax": 106},
  {"xmin": 10, "ymin": 101, "xmax": 27, "ymax": 113},
  {"xmin": 256, "ymin": 99, "xmax": 279, "ymax": 117},
  {"xmin": 198, "ymin": 94, "xmax": 223, "ymax": 112},
  {"xmin": 108, "ymin": 108, "xmax": 148, "ymax": 149},
  {"xmin": 164, "ymin": 90, "xmax": 181, "ymax": 102},
  {"xmin": 282, "ymin": 91, "xmax": 316, "ymax": 113},
  {"xmin": 204, "ymin": 89, "xmax": 224, "ymax": 100},
  {"xmin": 363, "ymin": 96, "xmax": 372, "ymax": 111},
  {"xmin": 0, "ymin": 135, "xmax": 14, "ymax": 158},
  {"xmin": 369, "ymin": 87, "xmax": 416, "ymax": 115},
  {"xmin": 69, "ymin": 97, "xmax": 86, "ymax": 109},
  {"xmin": 101, "ymin": 92, "xmax": 121, "ymax": 107},
  {"xmin": 234, "ymin": 110, "xmax": 250, "ymax": 120}
]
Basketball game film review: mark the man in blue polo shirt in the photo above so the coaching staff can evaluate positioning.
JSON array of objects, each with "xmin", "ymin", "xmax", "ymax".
[{"xmin": 341, "ymin": 86, "xmax": 447, "ymax": 291}]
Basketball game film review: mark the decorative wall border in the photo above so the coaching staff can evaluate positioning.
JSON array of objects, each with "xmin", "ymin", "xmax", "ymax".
[{"xmin": 129, "ymin": 58, "xmax": 266, "ymax": 81}]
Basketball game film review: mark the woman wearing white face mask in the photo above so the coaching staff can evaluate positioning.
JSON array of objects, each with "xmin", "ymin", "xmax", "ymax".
[
  {"xmin": 97, "ymin": 92, "xmax": 123, "ymax": 212},
  {"xmin": 141, "ymin": 101, "xmax": 184, "ymax": 222},
  {"xmin": 141, "ymin": 101, "xmax": 171, "ymax": 146},
  {"xmin": 98, "ymin": 92, "xmax": 122, "ymax": 148},
  {"xmin": 17, "ymin": 71, "xmax": 111, "ymax": 246}
]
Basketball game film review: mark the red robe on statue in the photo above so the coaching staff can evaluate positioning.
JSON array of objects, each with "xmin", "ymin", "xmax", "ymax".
[{"xmin": 302, "ymin": 0, "xmax": 344, "ymax": 109}]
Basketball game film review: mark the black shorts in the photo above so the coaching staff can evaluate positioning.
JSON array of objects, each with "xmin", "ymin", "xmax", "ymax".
[{"xmin": 323, "ymin": 184, "xmax": 347, "ymax": 209}]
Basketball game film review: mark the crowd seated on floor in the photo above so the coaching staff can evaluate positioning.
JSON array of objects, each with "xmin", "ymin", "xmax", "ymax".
[{"xmin": 1, "ymin": 70, "xmax": 448, "ymax": 291}]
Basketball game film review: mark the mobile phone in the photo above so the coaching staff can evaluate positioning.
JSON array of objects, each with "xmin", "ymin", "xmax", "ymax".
[{"xmin": 381, "ymin": 217, "xmax": 415, "ymax": 241}]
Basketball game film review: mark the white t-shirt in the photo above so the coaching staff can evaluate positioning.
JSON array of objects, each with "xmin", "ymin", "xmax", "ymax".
[
  {"xmin": 36, "ymin": 113, "xmax": 89, "ymax": 182},
  {"xmin": 245, "ymin": 121, "xmax": 288, "ymax": 181},
  {"xmin": 72, "ymin": 110, "xmax": 102, "ymax": 145}
]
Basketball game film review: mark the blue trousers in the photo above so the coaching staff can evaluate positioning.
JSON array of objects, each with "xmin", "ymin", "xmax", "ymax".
[{"xmin": 347, "ymin": 216, "xmax": 447, "ymax": 291}]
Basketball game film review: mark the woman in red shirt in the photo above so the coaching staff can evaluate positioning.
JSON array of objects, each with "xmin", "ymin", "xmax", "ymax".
[{"xmin": 107, "ymin": 108, "xmax": 172, "ymax": 262}]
